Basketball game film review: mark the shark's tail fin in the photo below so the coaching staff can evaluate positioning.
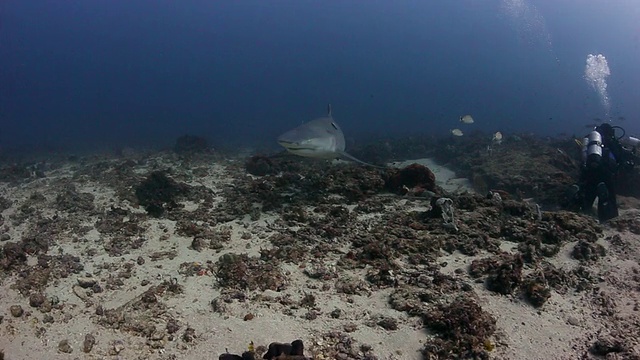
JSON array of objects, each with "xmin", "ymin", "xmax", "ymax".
[{"xmin": 338, "ymin": 151, "xmax": 387, "ymax": 169}]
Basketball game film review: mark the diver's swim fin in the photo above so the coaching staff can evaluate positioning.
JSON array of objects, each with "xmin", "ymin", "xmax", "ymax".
[{"xmin": 597, "ymin": 182, "xmax": 618, "ymax": 221}]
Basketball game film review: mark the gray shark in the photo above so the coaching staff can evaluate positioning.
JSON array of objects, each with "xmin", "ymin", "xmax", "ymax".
[{"xmin": 277, "ymin": 105, "xmax": 381, "ymax": 167}]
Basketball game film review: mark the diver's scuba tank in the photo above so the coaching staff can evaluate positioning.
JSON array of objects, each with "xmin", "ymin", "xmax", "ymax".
[{"xmin": 585, "ymin": 130, "xmax": 603, "ymax": 167}]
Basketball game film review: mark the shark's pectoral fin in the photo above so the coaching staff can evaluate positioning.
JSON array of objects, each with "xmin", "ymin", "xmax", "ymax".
[{"xmin": 337, "ymin": 151, "xmax": 387, "ymax": 169}]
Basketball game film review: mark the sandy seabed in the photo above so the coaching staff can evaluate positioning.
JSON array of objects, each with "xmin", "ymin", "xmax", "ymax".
[{"xmin": 0, "ymin": 150, "xmax": 639, "ymax": 360}]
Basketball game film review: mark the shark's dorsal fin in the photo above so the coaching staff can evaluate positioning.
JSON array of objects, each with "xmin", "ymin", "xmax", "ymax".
[{"xmin": 327, "ymin": 103, "xmax": 332, "ymax": 117}]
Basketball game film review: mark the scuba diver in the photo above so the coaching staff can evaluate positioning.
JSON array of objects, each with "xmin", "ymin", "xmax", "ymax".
[{"xmin": 568, "ymin": 123, "xmax": 638, "ymax": 221}]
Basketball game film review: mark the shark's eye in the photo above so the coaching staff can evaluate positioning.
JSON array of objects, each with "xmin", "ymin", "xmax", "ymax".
[{"xmin": 331, "ymin": 122, "xmax": 338, "ymax": 130}]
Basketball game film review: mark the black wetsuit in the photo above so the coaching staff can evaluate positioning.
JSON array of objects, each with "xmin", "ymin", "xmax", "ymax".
[{"xmin": 577, "ymin": 125, "xmax": 635, "ymax": 221}]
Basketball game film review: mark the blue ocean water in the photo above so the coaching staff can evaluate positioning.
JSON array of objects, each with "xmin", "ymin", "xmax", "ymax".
[{"xmin": 0, "ymin": 0, "xmax": 638, "ymax": 151}]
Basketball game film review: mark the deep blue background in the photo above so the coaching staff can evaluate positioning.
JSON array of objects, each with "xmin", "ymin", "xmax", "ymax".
[{"xmin": 1, "ymin": 0, "xmax": 639, "ymax": 151}]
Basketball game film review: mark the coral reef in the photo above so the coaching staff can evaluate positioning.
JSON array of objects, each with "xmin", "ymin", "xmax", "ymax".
[
  {"xmin": 384, "ymin": 163, "xmax": 436, "ymax": 195},
  {"xmin": 0, "ymin": 131, "xmax": 638, "ymax": 359},
  {"xmin": 134, "ymin": 171, "xmax": 189, "ymax": 217},
  {"xmin": 245, "ymin": 155, "xmax": 278, "ymax": 176}
]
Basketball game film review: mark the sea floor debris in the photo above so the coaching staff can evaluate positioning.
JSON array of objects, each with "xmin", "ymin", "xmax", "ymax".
[{"xmin": 0, "ymin": 133, "xmax": 639, "ymax": 359}]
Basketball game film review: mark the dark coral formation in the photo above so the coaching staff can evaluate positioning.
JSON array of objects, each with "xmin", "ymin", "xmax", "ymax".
[
  {"xmin": 55, "ymin": 184, "xmax": 96, "ymax": 213},
  {"xmin": 471, "ymin": 253, "xmax": 524, "ymax": 295},
  {"xmin": 218, "ymin": 339, "xmax": 307, "ymax": 360},
  {"xmin": 245, "ymin": 155, "xmax": 278, "ymax": 176},
  {"xmin": 572, "ymin": 239, "xmax": 606, "ymax": 262},
  {"xmin": 384, "ymin": 163, "xmax": 437, "ymax": 195},
  {"xmin": 422, "ymin": 296, "xmax": 497, "ymax": 359},
  {"xmin": 263, "ymin": 339, "xmax": 305, "ymax": 359},
  {"xmin": 134, "ymin": 171, "xmax": 188, "ymax": 217},
  {"xmin": 521, "ymin": 273, "xmax": 552, "ymax": 307}
]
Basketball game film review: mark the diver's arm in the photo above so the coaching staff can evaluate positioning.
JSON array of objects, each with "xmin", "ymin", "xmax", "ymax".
[{"xmin": 611, "ymin": 142, "xmax": 636, "ymax": 171}]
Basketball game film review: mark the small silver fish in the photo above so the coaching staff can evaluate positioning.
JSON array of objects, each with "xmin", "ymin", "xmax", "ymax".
[
  {"xmin": 451, "ymin": 129, "xmax": 463, "ymax": 136},
  {"xmin": 459, "ymin": 114, "xmax": 474, "ymax": 124},
  {"xmin": 492, "ymin": 131, "xmax": 503, "ymax": 144}
]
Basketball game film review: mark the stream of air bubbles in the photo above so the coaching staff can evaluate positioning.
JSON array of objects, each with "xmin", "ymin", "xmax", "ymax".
[{"xmin": 584, "ymin": 54, "xmax": 611, "ymax": 119}]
